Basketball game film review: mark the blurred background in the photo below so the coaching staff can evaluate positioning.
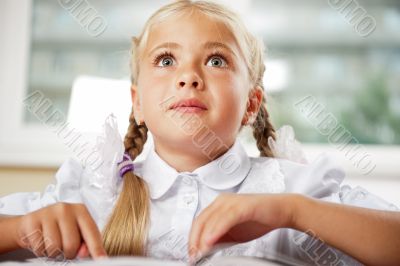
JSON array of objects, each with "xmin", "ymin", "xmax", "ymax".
[{"xmin": 0, "ymin": 0, "xmax": 399, "ymax": 205}]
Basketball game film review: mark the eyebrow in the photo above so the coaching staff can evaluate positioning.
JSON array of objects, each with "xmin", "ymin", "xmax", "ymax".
[
  {"xmin": 148, "ymin": 41, "xmax": 237, "ymax": 58},
  {"xmin": 148, "ymin": 42, "xmax": 181, "ymax": 56}
]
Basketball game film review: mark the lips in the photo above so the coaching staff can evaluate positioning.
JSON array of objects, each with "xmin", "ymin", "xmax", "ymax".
[{"xmin": 169, "ymin": 98, "xmax": 208, "ymax": 113}]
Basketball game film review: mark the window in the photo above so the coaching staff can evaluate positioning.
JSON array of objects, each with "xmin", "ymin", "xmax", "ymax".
[{"xmin": 0, "ymin": 0, "xmax": 399, "ymax": 182}]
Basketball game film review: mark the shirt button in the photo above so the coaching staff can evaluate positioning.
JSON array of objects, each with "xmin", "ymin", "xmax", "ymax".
[
  {"xmin": 183, "ymin": 195, "xmax": 195, "ymax": 205},
  {"xmin": 182, "ymin": 176, "xmax": 192, "ymax": 186}
]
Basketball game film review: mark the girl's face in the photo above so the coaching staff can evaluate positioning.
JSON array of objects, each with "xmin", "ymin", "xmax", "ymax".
[{"xmin": 132, "ymin": 11, "xmax": 261, "ymax": 158}]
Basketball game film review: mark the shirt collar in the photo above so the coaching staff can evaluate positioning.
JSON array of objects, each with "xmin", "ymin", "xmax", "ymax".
[{"xmin": 141, "ymin": 139, "xmax": 251, "ymax": 199}]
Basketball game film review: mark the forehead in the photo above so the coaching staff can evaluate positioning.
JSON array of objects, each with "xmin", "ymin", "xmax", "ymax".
[{"xmin": 144, "ymin": 11, "xmax": 240, "ymax": 55}]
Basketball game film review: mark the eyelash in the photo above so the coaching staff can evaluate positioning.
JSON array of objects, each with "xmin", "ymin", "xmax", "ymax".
[
  {"xmin": 152, "ymin": 51, "xmax": 230, "ymax": 67},
  {"xmin": 152, "ymin": 51, "xmax": 173, "ymax": 66}
]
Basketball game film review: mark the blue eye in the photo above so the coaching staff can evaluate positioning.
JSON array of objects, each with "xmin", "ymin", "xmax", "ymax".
[
  {"xmin": 207, "ymin": 56, "xmax": 227, "ymax": 68},
  {"xmin": 159, "ymin": 57, "xmax": 175, "ymax": 67},
  {"xmin": 153, "ymin": 51, "xmax": 175, "ymax": 67},
  {"xmin": 153, "ymin": 51, "xmax": 229, "ymax": 68}
]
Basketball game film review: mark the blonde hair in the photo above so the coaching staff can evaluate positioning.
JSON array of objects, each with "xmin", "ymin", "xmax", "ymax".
[{"xmin": 102, "ymin": 0, "xmax": 276, "ymax": 256}]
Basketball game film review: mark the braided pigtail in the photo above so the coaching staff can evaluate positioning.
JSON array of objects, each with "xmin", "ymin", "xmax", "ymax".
[
  {"xmin": 102, "ymin": 109, "xmax": 150, "ymax": 255},
  {"xmin": 252, "ymin": 96, "xmax": 276, "ymax": 157}
]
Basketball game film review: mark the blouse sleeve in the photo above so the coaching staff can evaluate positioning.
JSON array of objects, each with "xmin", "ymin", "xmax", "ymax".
[
  {"xmin": 0, "ymin": 114, "xmax": 125, "ymax": 231},
  {"xmin": 270, "ymin": 153, "xmax": 399, "ymax": 264},
  {"xmin": 278, "ymin": 153, "xmax": 345, "ymax": 200},
  {"xmin": 279, "ymin": 153, "xmax": 398, "ymax": 210},
  {"xmin": 0, "ymin": 158, "xmax": 83, "ymax": 216}
]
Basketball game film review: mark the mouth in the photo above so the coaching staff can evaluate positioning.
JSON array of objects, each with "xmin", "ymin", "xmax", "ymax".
[{"xmin": 169, "ymin": 98, "xmax": 208, "ymax": 114}]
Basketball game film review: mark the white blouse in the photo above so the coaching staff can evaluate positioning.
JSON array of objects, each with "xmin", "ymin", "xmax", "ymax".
[{"xmin": 0, "ymin": 115, "xmax": 397, "ymax": 265}]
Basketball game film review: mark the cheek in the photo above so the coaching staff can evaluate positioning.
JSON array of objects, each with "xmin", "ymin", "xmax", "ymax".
[
  {"xmin": 211, "ymin": 74, "xmax": 247, "ymax": 117},
  {"xmin": 140, "ymin": 89, "xmax": 168, "ymax": 128},
  {"xmin": 138, "ymin": 71, "xmax": 173, "ymax": 118}
]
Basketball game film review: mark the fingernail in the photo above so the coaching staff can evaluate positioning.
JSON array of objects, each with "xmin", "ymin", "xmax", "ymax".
[
  {"xmin": 205, "ymin": 233, "xmax": 215, "ymax": 245},
  {"xmin": 188, "ymin": 255, "xmax": 197, "ymax": 265},
  {"xmin": 188, "ymin": 248, "xmax": 194, "ymax": 256},
  {"xmin": 96, "ymin": 251, "xmax": 108, "ymax": 258},
  {"xmin": 188, "ymin": 246, "xmax": 196, "ymax": 257},
  {"xmin": 188, "ymin": 252, "xmax": 196, "ymax": 264},
  {"xmin": 189, "ymin": 250, "xmax": 202, "ymax": 265}
]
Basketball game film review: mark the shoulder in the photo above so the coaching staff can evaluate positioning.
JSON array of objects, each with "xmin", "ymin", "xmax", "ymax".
[
  {"xmin": 239, "ymin": 153, "xmax": 346, "ymax": 199},
  {"xmin": 274, "ymin": 153, "xmax": 398, "ymax": 210},
  {"xmin": 257, "ymin": 125, "xmax": 345, "ymax": 197},
  {"xmin": 276, "ymin": 153, "xmax": 346, "ymax": 197},
  {"xmin": 238, "ymin": 156, "xmax": 285, "ymax": 194}
]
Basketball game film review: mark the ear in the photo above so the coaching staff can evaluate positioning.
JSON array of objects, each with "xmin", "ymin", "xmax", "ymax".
[
  {"xmin": 131, "ymin": 84, "xmax": 145, "ymax": 125},
  {"xmin": 241, "ymin": 86, "xmax": 263, "ymax": 126}
]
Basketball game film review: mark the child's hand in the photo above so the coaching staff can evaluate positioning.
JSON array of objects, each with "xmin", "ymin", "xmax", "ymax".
[
  {"xmin": 188, "ymin": 193, "xmax": 297, "ymax": 259},
  {"xmin": 14, "ymin": 202, "xmax": 107, "ymax": 260}
]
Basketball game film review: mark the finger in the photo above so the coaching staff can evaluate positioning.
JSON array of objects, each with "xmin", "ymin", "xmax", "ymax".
[
  {"xmin": 189, "ymin": 202, "xmax": 216, "ymax": 250},
  {"xmin": 58, "ymin": 213, "xmax": 82, "ymax": 259},
  {"xmin": 18, "ymin": 224, "xmax": 40, "ymax": 249},
  {"xmin": 42, "ymin": 219, "xmax": 62, "ymax": 258},
  {"xmin": 189, "ymin": 214, "xmax": 205, "ymax": 255},
  {"xmin": 198, "ymin": 196, "xmax": 253, "ymax": 254},
  {"xmin": 27, "ymin": 226, "xmax": 46, "ymax": 257},
  {"xmin": 200, "ymin": 208, "xmax": 239, "ymax": 251},
  {"xmin": 196, "ymin": 207, "xmax": 234, "ymax": 255},
  {"xmin": 75, "ymin": 206, "xmax": 107, "ymax": 259},
  {"xmin": 188, "ymin": 196, "xmax": 223, "ymax": 257}
]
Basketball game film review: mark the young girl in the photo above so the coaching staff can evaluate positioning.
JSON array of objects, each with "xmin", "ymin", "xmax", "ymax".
[{"xmin": 1, "ymin": 0, "xmax": 399, "ymax": 265}]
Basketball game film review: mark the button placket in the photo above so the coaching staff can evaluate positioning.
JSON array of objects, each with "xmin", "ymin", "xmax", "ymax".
[
  {"xmin": 170, "ymin": 175, "xmax": 200, "ymax": 240},
  {"xmin": 176, "ymin": 174, "xmax": 199, "ymax": 212}
]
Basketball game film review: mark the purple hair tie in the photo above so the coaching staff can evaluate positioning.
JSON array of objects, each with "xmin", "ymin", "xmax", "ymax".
[{"xmin": 117, "ymin": 152, "xmax": 134, "ymax": 177}]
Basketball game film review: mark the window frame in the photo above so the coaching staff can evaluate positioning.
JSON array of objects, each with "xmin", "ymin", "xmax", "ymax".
[{"xmin": 0, "ymin": 0, "xmax": 68, "ymax": 167}]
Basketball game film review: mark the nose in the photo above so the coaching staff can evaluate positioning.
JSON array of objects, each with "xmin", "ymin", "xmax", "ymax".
[{"xmin": 176, "ymin": 69, "xmax": 204, "ymax": 90}]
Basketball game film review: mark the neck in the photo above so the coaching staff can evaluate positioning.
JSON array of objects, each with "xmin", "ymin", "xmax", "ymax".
[{"xmin": 153, "ymin": 138, "xmax": 232, "ymax": 172}]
